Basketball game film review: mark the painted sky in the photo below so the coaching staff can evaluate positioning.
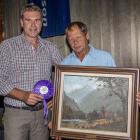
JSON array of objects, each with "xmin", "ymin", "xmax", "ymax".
[{"xmin": 63, "ymin": 75, "xmax": 105, "ymax": 102}]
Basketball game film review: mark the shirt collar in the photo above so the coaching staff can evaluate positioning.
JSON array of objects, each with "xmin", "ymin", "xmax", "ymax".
[
  {"xmin": 21, "ymin": 33, "xmax": 46, "ymax": 48},
  {"xmin": 88, "ymin": 44, "xmax": 95, "ymax": 56}
]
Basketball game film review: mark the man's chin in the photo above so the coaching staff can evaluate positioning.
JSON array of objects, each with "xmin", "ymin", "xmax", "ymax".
[
  {"xmin": 29, "ymin": 34, "xmax": 39, "ymax": 38},
  {"xmin": 74, "ymin": 48, "xmax": 83, "ymax": 53}
]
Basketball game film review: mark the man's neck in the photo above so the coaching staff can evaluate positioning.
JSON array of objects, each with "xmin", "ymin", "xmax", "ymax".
[
  {"xmin": 76, "ymin": 47, "xmax": 90, "ymax": 61},
  {"xmin": 25, "ymin": 36, "xmax": 39, "ymax": 48}
]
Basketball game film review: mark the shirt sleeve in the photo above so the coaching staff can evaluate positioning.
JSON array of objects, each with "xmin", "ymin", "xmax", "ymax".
[
  {"xmin": 50, "ymin": 44, "xmax": 64, "ymax": 65},
  {"xmin": 60, "ymin": 58, "xmax": 67, "ymax": 65},
  {"xmin": 0, "ymin": 41, "xmax": 15, "ymax": 96},
  {"xmin": 107, "ymin": 53, "xmax": 116, "ymax": 67}
]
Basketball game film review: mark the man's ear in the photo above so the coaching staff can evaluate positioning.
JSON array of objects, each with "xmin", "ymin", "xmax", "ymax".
[
  {"xmin": 86, "ymin": 33, "xmax": 89, "ymax": 40},
  {"xmin": 20, "ymin": 19, "xmax": 23, "ymax": 28}
]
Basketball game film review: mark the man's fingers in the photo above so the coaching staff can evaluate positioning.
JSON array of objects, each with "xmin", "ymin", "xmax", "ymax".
[{"xmin": 23, "ymin": 92, "xmax": 43, "ymax": 105}]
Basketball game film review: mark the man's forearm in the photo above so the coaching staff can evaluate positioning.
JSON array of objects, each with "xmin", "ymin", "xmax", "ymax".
[{"xmin": 8, "ymin": 88, "xmax": 26, "ymax": 101}]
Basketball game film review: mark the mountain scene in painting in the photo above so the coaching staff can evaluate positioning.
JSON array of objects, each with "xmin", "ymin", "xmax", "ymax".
[{"xmin": 61, "ymin": 75, "xmax": 129, "ymax": 133}]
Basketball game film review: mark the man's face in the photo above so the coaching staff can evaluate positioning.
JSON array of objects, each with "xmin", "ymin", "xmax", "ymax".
[
  {"xmin": 67, "ymin": 26, "xmax": 89, "ymax": 54},
  {"xmin": 20, "ymin": 11, "xmax": 42, "ymax": 39}
]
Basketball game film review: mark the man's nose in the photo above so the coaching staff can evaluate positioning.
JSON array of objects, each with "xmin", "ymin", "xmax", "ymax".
[
  {"xmin": 31, "ymin": 21, "xmax": 36, "ymax": 27},
  {"xmin": 73, "ymin": 40, "xmax": 79, "ymax": 45}
]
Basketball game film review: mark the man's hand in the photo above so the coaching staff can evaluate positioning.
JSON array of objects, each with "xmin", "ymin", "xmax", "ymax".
[
  {"xmin": 48, "ymin": 121, "xmax": 61, "ymax": 140},
  {"xmin": 8, "ymin": 88, "xmax": 43, "ymax": 105},
  {"xmin": 136, "ymin": 91, "xmax": 140, "ymax": 106},
  {"xmin": 22, "ymin": 92, "xmax": 43, "ymax": 105}
]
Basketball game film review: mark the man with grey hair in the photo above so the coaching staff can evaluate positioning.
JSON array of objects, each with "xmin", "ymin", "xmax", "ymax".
[
  {"xmin": 0, "ymin": 4, "xmax": 63, "ymax": 140},
  {"xmin": 62, "ymin": 21, "xmax": 116, "ymax": 66}
]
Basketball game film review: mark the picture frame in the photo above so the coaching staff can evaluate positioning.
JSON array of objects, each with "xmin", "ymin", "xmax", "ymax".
[{"xmin": 51, "ymin": 65, "xmax": 139, "ymax": 140}]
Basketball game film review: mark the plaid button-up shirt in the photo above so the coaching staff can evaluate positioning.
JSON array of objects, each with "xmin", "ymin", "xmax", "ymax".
[{"xmin": 0, "ymin": 34, "xmax": 63, "ymax": 107}]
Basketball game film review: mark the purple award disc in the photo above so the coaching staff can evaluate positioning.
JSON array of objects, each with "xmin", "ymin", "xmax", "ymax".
[{"xmin": 33, "ymin": 80, "xmax": 54, "ymax": 101}]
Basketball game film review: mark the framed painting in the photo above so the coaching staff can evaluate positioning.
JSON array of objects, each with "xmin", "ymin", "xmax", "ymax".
[{"xmin": 51, "ymin": 65, "xmax": 139, "ymax": 140}]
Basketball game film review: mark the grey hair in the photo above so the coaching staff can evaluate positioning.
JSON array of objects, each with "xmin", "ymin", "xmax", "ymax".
[
  {"xmin": 20, "ymin": 4, "xmax": 42, "ymax": 19},
  {"xmin": 65, "ymin": 21, "xmax": 88, "ymax": 34}
]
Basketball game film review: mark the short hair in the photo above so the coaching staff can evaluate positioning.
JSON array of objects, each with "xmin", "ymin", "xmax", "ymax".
[
  {"xmin": 65, "ymin": 21, "xmax": 88, "ymax": 34},
  {"xmin": 20, "ymin": 4, "xmax": 42, "ymax": 19}
]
